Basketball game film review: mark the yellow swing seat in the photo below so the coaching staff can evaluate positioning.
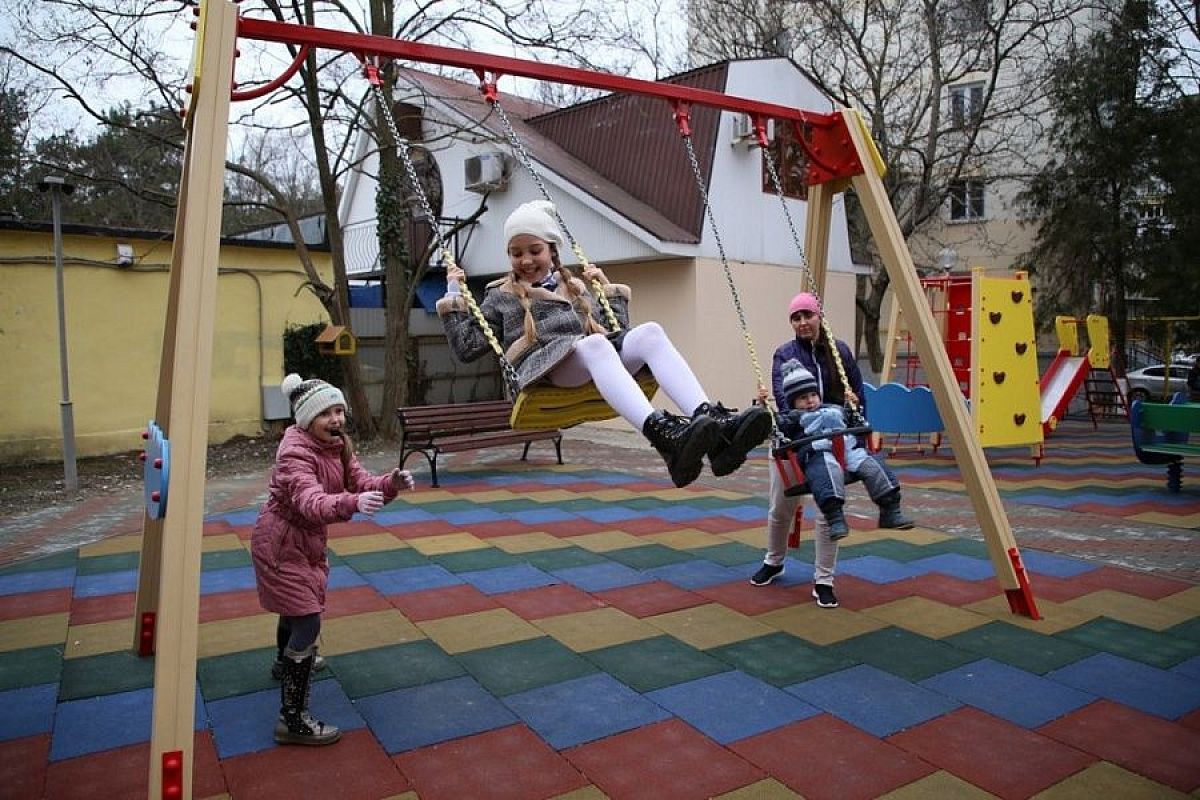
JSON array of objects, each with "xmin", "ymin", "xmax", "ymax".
[{"xmin": 510, "ymin": 369, "xmax": 658, "ymax": 430}]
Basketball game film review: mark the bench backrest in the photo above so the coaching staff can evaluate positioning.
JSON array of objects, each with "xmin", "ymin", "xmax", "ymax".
[
  {"xmin": 1131, "ymin": 394, "xmax": 1194, "ymax": 454},
  {"xmin": 397, "ymin": 401, "xmax": 517, "ymax": 440}
]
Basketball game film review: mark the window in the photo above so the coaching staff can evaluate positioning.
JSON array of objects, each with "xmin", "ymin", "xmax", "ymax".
[
  {"xmin": 761, "ymin": 120, "xmax": 809, "ymax": 201},
  {"xmin": 949, "ymin": 83, "xmax": 984, "ymax": 129},
  {"xmin": 948, "ymin": 180, "xmax": 986, "ymax": 221},
  {"xmin": 943, "ymin": 0, "xmax": 989, "ymax": 36}
]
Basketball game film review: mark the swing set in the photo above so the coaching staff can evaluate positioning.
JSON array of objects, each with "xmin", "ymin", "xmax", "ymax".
[{"xmin": 137, "ymin": 3, "xmax": 1041, "ymax": 795}]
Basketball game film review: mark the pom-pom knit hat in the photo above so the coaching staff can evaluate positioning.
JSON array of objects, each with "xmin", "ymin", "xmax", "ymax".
[
  {"xmin": 504, "ymin": 200, "xmax": 564, "ymax": 247},
  {"xmin": 281, "ymin": 373, "xmax": 345, "ymax": 430},
  {"xmin": 780, "ymin": 359, "xmax": 819, "ymax": 408},
  {"xmin": 788, "ymin": 292, "xmax": 821, "ymax": 318}
]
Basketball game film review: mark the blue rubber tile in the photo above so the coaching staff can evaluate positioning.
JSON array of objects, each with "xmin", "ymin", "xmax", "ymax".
[
  {"xmin": 827, "ymin": 555, "xmax": 927, "ymax": 584},
  {"xmin": 1047, "ymin": 652, "xmax": 1200, "ymax": 720},
  {"xmin": 1019, "ymin": 550, "xmax": 1098, "ymax": 578},
  {"xmin": 363, "ymin": 564, "xmax": 463, "ymax": 595},
  {"xmin": 0, "ymin": 683, "xmax": 57, "ymax": 742},
  {"xmin": 207, "ymin": 680, "xmax": 365, "ymax": 758},
  {"xmin": 1171, "ymin": 655, "xmax": 1200, "ymax": 682},
  {"xmin": 458, "ymin": 564, "xmax": 559, "ymax": 595},
  {"xmin": 504, "ymin": 672, "xmax": 672, "ymax": 750},
  {"xmin": 645, "ymin": 560, "xmax": 743, "ymax": 590},
  {"xmin": 786, "ymin": 664, "xmax": 960, "ymax": 737},
  {"xmin": 551, "ymin": 562, "xmax": 652, "ymax": 593},
  {"xmin": 443, "ymin": 508, "xmax": 509, "ymax": 525},
  {"xmin": 373, "ymin": 508, "xmax": 438, "ymax": 525},
  {"xmin": 576, "ymin": 507, "xmax": 646, "ymax": 523},
  {"xmin": 908, "ymin": 553, "xmax": 996, "ymax": 582},
  {"xmin": 653, "ymin": 506, "xmax": 712, "ymax": 522},
  {"xmin": 510, "ymin": 508, "xmax": 581, "ymax": 524},
  {"xmin": 216, "ymin": 510, "xmax": 259, "ymax": 525},
  {"xmin": 199, "ymin": 566, "xmax": 257, "ymax": 596},
  {"xmin": 717, "ymin": 505, "xmax": 771, "ymax": 521},
  {"xmin": 50, "ymin": 686, "xmax": 206, "ymax": 761},
  {"xmin": 0, "ymin": 567, "xmax": 76, "ymax": 596},
  {"xmin": 327, "ymin": 564, "xmax": 368, "ymax": 589},
  {"xmin": 357, "ymin": 675, "xmax": 516, "ymax": 753},
  {"xmin": 919, "ymin": 658, "xmax": 1094, "ymax": 728},
  {"xmin": 647, "ymin": 670, "xmax": 819, "ymax": 744},
  {"xmin": 72, "ymin": 569, "xmax": 138, "ymax": 598}
]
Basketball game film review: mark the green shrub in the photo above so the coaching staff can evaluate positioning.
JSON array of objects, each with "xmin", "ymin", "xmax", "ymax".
[{"xmin": 283, "ymin": 322, "xmax": 344, "ymax": 387}]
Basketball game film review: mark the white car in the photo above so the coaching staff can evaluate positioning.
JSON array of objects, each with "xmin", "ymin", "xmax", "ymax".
[{"xmin": 1124, "ymin": 363, "xmax": 1191, "ymax": 402}]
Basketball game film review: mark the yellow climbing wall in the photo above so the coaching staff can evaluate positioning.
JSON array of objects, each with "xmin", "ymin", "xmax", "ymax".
[{"xmin": 971, "ymin": 271, "xmax": 1043, "ymax": 448}]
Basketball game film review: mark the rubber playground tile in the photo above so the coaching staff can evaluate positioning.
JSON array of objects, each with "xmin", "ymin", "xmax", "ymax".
[
  {"xmin": 488, "ymin": 532, "xmax": 571, "ymax": 553},
  {"xmin": 195, "ymin": 646, "xmax": 286, "ymax": 702},
  {"xmin": 593, "ymin": 580, "xmax": 708, "ymax": 619},
  {"xmin": 755, "ymin": 602, "xmax": 889, "ymax": 646},
  {"xmin": 647, "ymin": 670, "xmax": 819, "ymax": 744},
  {"xmin": 708, "ymin": 632, "xmax": 857, "ymax": 688},
  {"xmin": 786, "ymin": 663, "xmax": 960, "ymax": 737},
  {"xmin": 320, "ymin": 609, "xmax": 425, "ymax": 656},
  {"xmin": 1055, "ymin": 617, "xmax": 1200, "ymax": 669},
  {"xmin": 0, "ymin": 646, "xmax": 62, "ymax": 692},
  {"xmin": 197, "ymin": 613, "xmax": 277, "ymax": 659},
  {"xmin": 455, "ymin": 635, "xmax": 598, "ymax": 696},
  {"xmin": 564, "ymin": 530, "xmax": 646, "ymax": 552},
  {"xmin": 49, "ymin": 685, "xmax": 205, "ymax": 762},
  {"xmin": 583, "ymin": 634, "xmax": 730, "ymax": 693},
  {"xmin": 830, "ymin": 575, "xmax": 916, "ymax": 611},
  {"xmin": 221, "ymin": 728, "xmax": 408, "ymax": 800},
  {"xmin": 199, "ymin": 547, "xmax": 252, "ymax": 571},
  {"xmin": 0, "ymin": 553, "xmax": 75, "ymax": 578},
  {"xmin": 521, "ymin": 545, "xmax": 609, "ymax": 572},
  {"xmin": 886, "ymin": 707, "xmax": 1097, "ymax": 799},
  {"xmin": 329, "ymin": 640, "xmax": 459, "ymax": 699},
  {"xmin": 197, "ymin": 566, "xmax": 257, "ymax": 596},
  {"xmin": 534, "ymin": 606, "xmax": 660, "ymax": 652},
  {"xmin": 965, "ymin": 596, "xmax": 1098, "ymax": 634},
  {"xmin": 0, "ymin": 613, "xmax": 68, "ymax": 653},
  {"xmin": 536, "ymin": 519, "xmax": 613, "ymax": 538},
  {"xmin": 502, "ymin": 672, "xmax": 671, "ymax": 750},
  {"xmin": 0, "ymin": 588, "xmax": 71, "ymax": 623},
  {"xmin": 58, "ymin": 649, "xmax": 156, "ymax": 701},
  {"xmin": 405, "ymin": 531, "xmax": 490, "ymax": 556},
  {"xmin": 198, "ymin": 588, "xmax": 264, "ymax": 624},
  {"xmin": 74, "ymin": 552, "xmax": 140, "ymax": 576},
  {"xmin": 417, "ymin": 607, "xmax": 541, "ymax": 654},
  {"xmin": 1048, "ymin": 652, "xmax": 1200, "ymax": 720},
  {"xmin": 641, "ymin": 527, "xmax": 724, "ymax": 550},
  {"xmin": 894, "ymin": 573, "xmax": 1000, "ymax": 607},
  {"xmin": 64, "ymin": 617, "xmax": 130, "ymax": 660},
  {"xmin": 837, "ymin": 539, "xmax": 935, "ymax": 563},
  {"xmin": 685, "ymin": 540, "xmax": 764, "ymax": 566},
  {"xmin": 458, "ymin": 519, "xmax": 541, "ymax": 539},
  {"xmin": 1172, "ymin": 653, "xmax": 1200, "ymax": 682},
  {"xmin": 1036, "ymin": 761, "xmax": 1192, "ymax": 799},
  {"xmin": 1071, "ymin": 565, "xmax": 1194, "ymax": 600},
  {"xmin": 0, "ymin": 683, "xmax": 57, "ymax": 742},
  {"xmin": 358, "ymin": 675, "xmax": 517, "ymax": 753},
  {"xmin": 430, "ymin": 547, "xmax": 522, "ymax": 574},
  {"xmin": 1037, "ymin": 700, "xmax": 1200, "ymax": 793},
  {"xmin": 1162, "ymin": 585, "xmax": 1200, "ymax": 613},
  {"xmin": 493, "ymin": 583, "xmax": 605, "ymax": 620},
  {"xmin": 322, "ymin": 584, "xmax": 393, "ymax": 619},
  {"xmin": 326, "ymin": 519, "xmax": 388, "ymax": 538},
  {"xmin": 920, "ymin": 657, "xmax": 1095, "ymax": 728},
  {"xmin": 865, "ymin": 596, "xmax": 990, "ymax": 640},
  {"xmin": 602, "ymin": 543, "xmax": 696, "ymax": 570},
  {"xmin": 827, "ymin": 626, "xmax": 979, "ymax": 682},
  {"xmin": 66, "ymin": 591, "xmax": 134, "ymax": 626},
  {"xmin": 944, "ymin": 620, "xmax": 1098, "ymax": 675},
  {"xmin": 361, "ymin": 563, "xmax": 463, "ymax": 595},
  {"xmin": 395, "ymin": 724, "xmax": 589, "ymax": 800},
  {"xmin": 835, "ymin": 555, "xmax": 928, "ymax": 584},
  {"xmin": 907, "ymin": 553, "xmax": 998, "ymax": 582},
  {"xmin": 324, "ymin": 531, "xmax": 407, "ymax": 556},
  {"xmin": 876, "ymin": 770, "xmax": 1000, "ymax": 799},
  {"xmin": 644, "ymin": 559, "xmax": 747, "ymax": 590},
  {"xmin": 78, "ymin": 534, "xmax": 143, "ymax": 558},
  {"xmin": 71, "ymin": 569, "xmax": 138, "ymax": 599},
  {"xmin": 210, "ymin": 680, "xmax": 363, "ymax": 758},
  {"xmin": 1020, "ymin": 550, "xmax": 1100, "ymax": 579},
  {"xmin": 387, "ymin": 583, "xmax": 499, "ymax": 622},
  {"xmin": 550, "ymin": 561, "xmax": 653, "ymax": 593},
  {"xmin": 0, "ymin": 733, "xmax": 49, "ymax": 800},
  {"xmin": 457, "ymin": 563, "xmax": 560, "ymax": 595},
  {"xmin": 1065, "ymin": 589, "xmax": 1195, "ymax": 631},
  {"xmin": 42, "ymin": 732, "xmax": 225, "ymax": 800},
  {"xmin": 695, "ymin": 579, "xmax": 810, "ymax": 616},
  {"xmin": 647, "ymin": 602, "xmax": 775, "ymax": 650},
  {"xmin": 564, "ymin": 719, "xmax": 765, "ymax": 799}
]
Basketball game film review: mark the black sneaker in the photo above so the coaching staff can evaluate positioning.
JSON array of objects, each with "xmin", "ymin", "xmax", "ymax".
[
  {"xmin": 812, "ymin": 584, "xmax": 838, "ymax": 608},
  {"xmin": 750, "ymin": 563, "xmax": 784, "ymax": 586}
]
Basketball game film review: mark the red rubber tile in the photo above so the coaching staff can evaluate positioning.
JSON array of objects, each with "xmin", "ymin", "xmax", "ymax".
[
  {"xmin": 202, "ymin": 520, "xmax": 232, "ymax": 536},
  {"xmin": 396, "ymin": 724, "xmax": 587, "ymax": 800},
  {"xmin": 198, "ymin": 589, "xmax": 263, "ymax": 624},
  {"xmin": 0, "ymin": 734, "xmax": 49, "ymax": 800},
  {"xmin": 539, "ymin": 520, "xmax": 615, "ymax": 538},
  {"xmin": 386, "ymin": 520, "xmax": 469, "ymax": 540},
  {"xmin": 1180, "ymin": 707, "xmax": 1200, "ymax": 733},
  {"xmin": 1022, "ymin": 573, "xmax": 1095, "ymax": 603},
  {"xmin": 833, "ymin": 575, "xmax": 912, "ymax": 610},
  {"xmin": 68, "ymin": 592, "xmax": 135, "ymax": 626},
  {"xmin": 326, "ymin": 520, "xmax": 384, "ymax": 538},
  {"xmin": 387, "ymin": 583, "xmax": 498, "ymax": 622},
  {"xmin": 899, "ymin": 573, "xmax": 998, "ymax": 606},
  {"xmin": 324, "ymin": 585, "xmax": 393, "ymax": 619},
  {"xmin": 731, "ymin": 715, "xmax": 934, "ymax": 800},
  {"xmin": 695, "ymin": 580, "xmax": 805, "ymax": 615},
  {"xmin": 691, "ymin": 517, "xmax": 760, "ymax": 534},
  {"xmin": 593, "ymin": 580, "xmax": 707, "ymax": 618},
  {"xmin": 462, "ymin": 520, "xmax": 533, "ymax": 539},
  {"xmin": 494, "ymin": 583, "xmax": 605, "ymax": 620},
  {"xmin": 1038, "ymin": 700, "xmax": 1200, "ymax": 792},
  {"xmin": 43, "ymin": 731, "xmax": 225, "ymax": 800},
  {"xmin": 616, "ymin": 518, "xmax": 689, "ymax": 535},
  {"xmin": 1071, "ymin": 566, "xmax": 1195, "ymax": 600},
  {"xmin": 221, "ymin": 728, "xmax": 408, "ymax": 799},
  {"xmin": 566, "ymin": 719, "xmax": 764, "ymax": 799},
  {"xmin": 0, "ymin": 588, "xmax": 72, "ymax": 622},
  {"xmin": 887, "ymin": 707, "xmax": 1095, "ymax": 799},
  {"xmin": 229, "ymin": 525, "xmax": 254, "ymax": 542}
]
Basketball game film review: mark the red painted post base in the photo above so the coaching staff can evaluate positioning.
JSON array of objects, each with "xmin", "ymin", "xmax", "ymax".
[
  {"xmin": 138, "ymin": 611, "xmax": 156, "ymax": 657},
  {"xmin": 162, "ymin": 749, "xmax": 184, "ymax": 799},
  {"xmin": 787, "ymin": 506, "xmax": 803, "ymax": 549},
  {"xmin": 1004, "ymin": 547, "xmax": 1042, "ymax": 620}
]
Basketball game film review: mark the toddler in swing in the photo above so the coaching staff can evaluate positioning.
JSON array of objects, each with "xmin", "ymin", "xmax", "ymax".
[
  {"xmin": 250, "ymin": 374, "xmax": 415, "ymax": 746},
  {"xmin": 438, "ymin": 199, "xmax": 770, "ymax": 488}
]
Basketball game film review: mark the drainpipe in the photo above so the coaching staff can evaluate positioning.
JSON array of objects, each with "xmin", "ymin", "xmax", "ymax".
[{"xmin": 37, "ymin": 176, "xmax": 78, "ymax": 491}]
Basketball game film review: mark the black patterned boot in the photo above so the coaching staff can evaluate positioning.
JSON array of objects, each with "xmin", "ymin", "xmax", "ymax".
[
  {"xmin": 275, "ymin": 647, "xmax": 341, "ymax": 746},
  {"xmin": 642, "ymin": 410, "xmax": 720, "ymax": 488},
  {"xmin": 695, "ymin": 402, "xmax": 772, "ymax": 476}
]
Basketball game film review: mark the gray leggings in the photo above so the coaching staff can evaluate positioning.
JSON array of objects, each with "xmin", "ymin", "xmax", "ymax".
[
  {"xmin": 764, "ymin": 464, "xmax": 840, "ymax": 585},
  {"xmin": 277, "ymin": 613, "xmax": 321, "ymax": 656}
]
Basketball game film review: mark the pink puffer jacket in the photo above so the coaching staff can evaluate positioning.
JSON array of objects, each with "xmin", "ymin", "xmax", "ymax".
[{"xmin": 250, "ymin": 425, "xmax": 398, "ymax": 616}]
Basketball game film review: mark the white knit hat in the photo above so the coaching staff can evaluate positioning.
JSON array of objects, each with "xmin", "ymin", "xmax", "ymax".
[
  {"xmin": 281, "ymin": 373, "xmax": 345, "ymax": 430},
  {"xmin": 503, "ymin": 200, "xmax": 564, "ymax": 247}
]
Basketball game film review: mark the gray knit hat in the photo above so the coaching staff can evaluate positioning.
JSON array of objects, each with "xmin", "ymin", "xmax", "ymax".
[
  {"xmin": 780, "ymin": 359, "xmax": 818, "ymax": 408},
  {"xmin": 281, "ymin": 373, "xmax": 345, "ymax": 430}
]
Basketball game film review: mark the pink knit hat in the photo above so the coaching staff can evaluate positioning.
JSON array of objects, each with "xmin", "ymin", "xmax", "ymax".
[{"xmin": 788, "ymin": 292, "xmax": 821, "ymax": 318}]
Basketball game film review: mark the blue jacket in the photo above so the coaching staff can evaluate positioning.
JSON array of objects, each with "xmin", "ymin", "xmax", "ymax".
[{"xmin": 771, "ymin": 335, "xmax": 864, "ymax": 413}]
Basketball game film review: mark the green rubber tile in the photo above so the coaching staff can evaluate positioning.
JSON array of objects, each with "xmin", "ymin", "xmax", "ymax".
[
  {"xmin": 690, "ymin": 542, "xmax": 764, "ymax": 567},
  {"xmin": 0, "ymin": 645, "xmax": 63, "ymax": 691},
  {"xmin": 432, "ymin": 548, "xmax": 521, "ymax": 574},
  {"xmin": 333, "ymin": 640, "xmax": 464, "ymax": 699},
  {"xmin": 60, "ymin": 649, "xmax": 156, "ymax": 700},
  {"xmin": 523, "ymin": 546, "xmax": 610, "ymax": 572},
  {"xmin": 828, "ymin": 626, "xmax": 976, "ymax": 682},
  {"xmin": 341, "ymin": 548, "xmax": 430, "ymax": 573},
  {"xmin": 0, "ymin": 551, "xmax": 77, "ymax": 576},
  {"xmin": 837, "ymin": 539, "xmax": 932, "ymax": 563},
  {"xmin": 198, "ymin": 647, "xmax": 293, "ymax": 701},
  {"xmin": 693, "ymin": 496, "xmax": 767, "ymax": 510},
  {"xmin": 1166, "ymin": 616, "xmax": 1200, "ymax": 643},
  {"xmin": 708, "ymin": 632, "xmax": 858, "ymax": 687},
  {"xmin": 74, "ymin": 552, "xmax": 141, "ymax": 576},
  {"xmin": 1055, "ymin": 617, "xmax": 1200, "ymax": 669},
  {"xmin": 409, "ymin": 500, "xmax": 489, "ymax": 515},
  {"xmin": 584, "ymin": 634, "xmax": 731, "ymax": 693},
  {"xmin": 456, "ymin": 635, "xmax": 597, "ymax": 696},
  {"xmin": 554, "ymin": 499, "xmax": 611, "ymax": 512},
  {"xmin": 945, "ymin": 621, "xmax": 1097, "ymax": 675},
  {"xmin": 621, "ymin": 497, "xmax": 673, "ymax": 511},
  {"xmin": 604, "ymin": 545, "xmax": 696, "ymax": 570},
  {"xmin": 201, "ymin": 549, "xmax": 253, "ymax": 570},
  {"xmin": 923, "ymin": 538, "xmax": 990, "ymax": 558},
  {"xmin": 480, "ymin": 499, "xmax": 541, "ymax": 513}
]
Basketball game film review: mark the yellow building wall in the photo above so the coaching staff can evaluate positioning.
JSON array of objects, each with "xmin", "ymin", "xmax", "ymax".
[{"xmin": 0, "ymin": 228, "xmax": 332, "ymax": 462}]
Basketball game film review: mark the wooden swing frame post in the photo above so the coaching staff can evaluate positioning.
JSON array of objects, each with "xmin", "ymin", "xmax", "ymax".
[{"xmin": 143, "ymin": 7, "xmax": 1037, "ymax": 796}]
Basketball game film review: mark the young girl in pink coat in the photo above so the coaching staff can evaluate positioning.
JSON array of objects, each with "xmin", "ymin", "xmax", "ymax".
[{"xmin": 251, "ymin": 373, "xmax": 414, "ymax": 746}]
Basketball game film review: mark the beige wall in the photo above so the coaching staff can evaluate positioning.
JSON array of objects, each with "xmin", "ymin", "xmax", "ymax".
[{"xmin": 0, "ymin": 228, "xmax": 332, "ymax": 462}]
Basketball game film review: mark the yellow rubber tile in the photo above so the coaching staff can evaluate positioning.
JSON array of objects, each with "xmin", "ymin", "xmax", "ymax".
[
  {"xmin": 880, "ymin": 770, "xmax": 998, "ymax": 799},
  {"xmin": 718, "ymin": 528, "xmax": 766, "ymax": 548},
  {"xmin": 643, "ymin": 529, "xmax": 723, "ymax": 550},
  {"xmin": 646, "ymin": 603, "xmax": 773, "ymax": 650},
  {"xmin": 406, "ymin": 532, "xmax": 489, "ymax": 555},
  {"xmin": 1160, "ymin": 585, "xmax": 1200, "ymax": 613},
  {"xmin": 79, "ymin": 534, "xmax": 142, "ymax": 558},
  {"xmin": 588, "ymin": 489, "xmax": 642, "ymax": 502},
  {"xmin": 400, "ymin": 489, "xmax": 458, "ymax": 505},
  {"xmin": 64, "ymin": 618, "xmax": 129, "ymax": 659},
  {"xmin": 327, "ymin": 532, "xmax": 408, "ymax": 556},
  {"xmin": 714, "ymin": 778, "xmax": 800, "ymax": 799},
  {"xmin": 0, "ymin": 612, "xmax": 68, "ymax": 653},
  {"xmin": 1126, "ymin": 511, "xmax": 1200, "ymax": 530},
  {"xmin": 459, "ymin": 490, "xmax": 518, "ymax": 503},
  {"xmin": 865, "ymin": 597, "xmax": 990, "ymax": 639},
  {"xmin": 1031, "ymin": 761, "xmax": 1188, "ymax": 799},
  {"xmin": 566, "ymin": 531, "xmax": 645, "ymax": 552},
  {"xmin": 418, "ymin": 608, "xmax": 541, "ymax": 654},
  {"xmin": 1063, "ymin": 590, "xmax": 1195, "ymax": 632},
  {"xmin": 534, "ymin": 607, "xmax": 659, "ymax": 652},
  {"xmin": 964, "ymin": 596, "xmax": 1098, "ymax": 634},
  {"xmin": 525, "ymin": 489, "xmax": 593, "ymax": 503},
  {"xmin": 876, "ymin": 527, "xmax": 954, "ymax": 545},
  {"xmin": 322, "ymin": 609, "xmax": 425, "ymax": 655},
  {"xmin": 756, "ymin": 604, "xmax": 887, "ymax": 645},
  {"xmin": 198, "ymin": 613, "xmax": 277, "ymax": 658},
  {"xmin": 550, "ymin": 787, "xmax": 608, "ymax": 800},
  {"xmin": 381, "ymin": 793, "xmax": 420, "ymax": 800},
  {"xmin": 490, "ymin": 533, "xmax": 570, "ymax": 554},
  {"xmin": 202, "ymin": 534, "xmax": 247, "ymax": 553}
]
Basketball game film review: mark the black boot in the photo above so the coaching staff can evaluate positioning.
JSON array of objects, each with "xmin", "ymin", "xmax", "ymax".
[
  {"xmin": 275, "ymin": 647, "xmax": 341, "ymax": 746},
  {"xmin": 695, "ymin": 402, "xmax": 772, "ymax": 477},
  {"xmin": 642, "ymin": 410, "xmax": 720, "ymax": 488},
  {"xmin": 877, "ymin": 490, "xmax": 915, "ymax": 530},
  {"xmin": 271, "ymin": 651, "xmax": 326, "ymax": 680}
]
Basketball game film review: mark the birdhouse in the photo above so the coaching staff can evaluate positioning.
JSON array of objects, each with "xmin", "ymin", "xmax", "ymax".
[{"xmin": 315, "ymin": 324, "xmax": 356, "ymax": 356}]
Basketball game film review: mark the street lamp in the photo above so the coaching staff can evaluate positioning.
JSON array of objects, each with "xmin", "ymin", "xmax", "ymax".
[{"xmin": 36, "ymin": 175, "xmax": 78, "ymax": 492}]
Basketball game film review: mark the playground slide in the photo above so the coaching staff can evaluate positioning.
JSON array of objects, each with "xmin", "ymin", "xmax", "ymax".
[{"xmin": 1040, "ymin": 350, "xmax": 1090, "ymax": 435}]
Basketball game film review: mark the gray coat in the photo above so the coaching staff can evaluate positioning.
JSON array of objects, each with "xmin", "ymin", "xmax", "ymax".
[{"xmin": 437, "ymin": 274, "xmax": 632, "ymax": 391}]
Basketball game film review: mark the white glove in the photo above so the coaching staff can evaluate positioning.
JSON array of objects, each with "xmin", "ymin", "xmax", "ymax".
[
  {"xmin": 356, "ymin": 491, "xmax": 384, "ymax": 515},
  {"xmin": 391, "ymin": 468, "xmax": 415, "ymax": 491}
]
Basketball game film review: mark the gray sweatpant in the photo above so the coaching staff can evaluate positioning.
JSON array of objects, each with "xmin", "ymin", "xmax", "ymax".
[{"xmin": 763, "ymin": 464, "xmax": 839, "ymax": 585}]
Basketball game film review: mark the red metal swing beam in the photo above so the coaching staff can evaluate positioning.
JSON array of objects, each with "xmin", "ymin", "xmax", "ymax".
[{"xmin": 233, "ymin": 16, "xmax": 866, "ymax": 186}]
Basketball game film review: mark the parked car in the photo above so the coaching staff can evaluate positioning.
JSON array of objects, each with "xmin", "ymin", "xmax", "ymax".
[{"xmin": 1124, "ymin": 363, "xmax": 1191, "ymax": 402}]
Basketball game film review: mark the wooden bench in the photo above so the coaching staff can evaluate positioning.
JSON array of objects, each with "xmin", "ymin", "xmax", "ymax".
[
  {"xmin": 1130, "ymin": 393, "xmax": 1200, "ymax": 492},
  {"xmin": 397, "ymin": 400, "xmax": 563, "ymax": 488}
]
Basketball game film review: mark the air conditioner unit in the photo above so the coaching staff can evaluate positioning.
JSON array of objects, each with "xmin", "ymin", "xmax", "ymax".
[
  {"xmin": 731, "ymin": 114, "xmax": 773, "ymax": 148},
  {"xmin": 464, "ymin": 151, "xmax": 510, "ymax": 193}
]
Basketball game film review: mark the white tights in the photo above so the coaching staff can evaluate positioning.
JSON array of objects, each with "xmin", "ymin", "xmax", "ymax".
[{"xmin": 549, "ymin": 322, "xmax": 708, "ymax": 428}]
